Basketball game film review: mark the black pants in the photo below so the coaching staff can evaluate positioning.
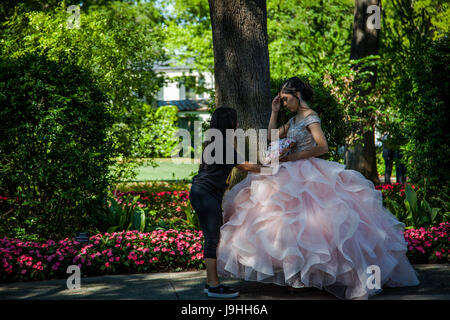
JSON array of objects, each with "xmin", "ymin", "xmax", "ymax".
[
  {"xmin": 383, "ymin": 149, "xmax": 406, "ymax": 184},
  {"xmin": 189, "ymin": 183, "xmax": 223, "ymax": 259},
  {"xmin": 383, "ymin": 152, "xmax": 394, "ymax": 184}
]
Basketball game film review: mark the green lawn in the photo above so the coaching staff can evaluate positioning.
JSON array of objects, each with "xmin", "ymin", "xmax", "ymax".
[{"xmin": 117, "ymin": 158, "xmax": 200, "ymax": 182}]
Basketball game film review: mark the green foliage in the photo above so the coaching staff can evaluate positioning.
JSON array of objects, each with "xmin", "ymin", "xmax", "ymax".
[
  {"xmin": 0, "ymin": 52, "xmax": 116, "ymax": 240},
  {"xmin": 102, "ymin": 189, "xmax": 199, "ymax": 232},
  {"xmin": 384, "ymin": 184, "xmax": 449, "ymax": 229},
  {"xmin": 162, "ymin": 0, "xmax": 213, "ymax": 74},
  {"xmin": 378, "ymin": 0, "xmax": 449, "ymax": 191},
  {"xmin": 182, "ymin": 199, "xmax": 200, "ymax": 230},
  {"xmin": 323, "ymin": 56, "xmax": 388, "ymax": 144},
  {"xmin": 0, "ymin": 1, "xmax": 168, "ymax": 179},
  {"xmin": 114, "ymin": 181, "xmax": 192, "ymax": 193},
  {"xmin": 164, "ymin": 0, "xmax": 354, "ymax": 106},
  {"xmin": 100, "ymin": 195, "xmax": 147, "ymax": 233},
  {"xmin": 383, "ymin": 0, "xmax": 449, "ymax": 45},
  {"xmin": 267, "ymin": 0, "xmax": 354, "ymax": 77},
  {"xmin": 137, "ymin": 105, "xmax": 179, "ymax": 158},
  {"xmin": 395, "ymin": 37, "xmax": 449, "ymax": 191},
  {"xmin": 1, "ymin": 2, "xmax": 166, "ymax": 106},
  {"xmin": 111, "ymin": 104, "xmax": 179, "ymax": 159}
]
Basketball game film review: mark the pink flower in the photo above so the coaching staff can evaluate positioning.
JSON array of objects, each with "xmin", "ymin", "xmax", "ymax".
[
  {"xmin": 127, "ymin": 252, "xmax": 137, "ymax": 261},
  {"xmin": 105, "ymin": 262, "xmax": 110, "ymax": 268}
]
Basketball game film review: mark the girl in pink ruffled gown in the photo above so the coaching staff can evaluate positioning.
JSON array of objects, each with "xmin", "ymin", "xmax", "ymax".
[{"xmin": 216, "ymin": 77, "xmax": 420, "ymax": 299}]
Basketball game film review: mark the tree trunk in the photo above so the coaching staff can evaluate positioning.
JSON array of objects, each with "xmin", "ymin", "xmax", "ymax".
[
  {"xmin": 208, "ymin": 0, "xmax": 272, "ymax": 187},
  {"xmin": 346, "ymin": 0, "xmax": 381, "ymax": 184}
]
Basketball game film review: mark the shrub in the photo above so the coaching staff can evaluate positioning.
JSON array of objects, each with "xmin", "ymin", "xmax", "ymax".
[
  {"xmin": 112, "ymin": 181, "xmax": 192, "ymax": 194},
  {"xmin": 395, "ymin": 37, "xmax": 449, "ymax": 191},
  {"xmin": 140, "ymin": 105, "xmax": 179, "ymax": 158},
  {"xmin": 113, "ymin": 104, "xmax": 179, "ymax": 159},
  {"xmin": 0, "ymin": 52, "xmax": 116, "ymax": 240}
]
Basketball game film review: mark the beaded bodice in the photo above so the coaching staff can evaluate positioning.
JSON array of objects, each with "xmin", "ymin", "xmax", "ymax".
[{"xmin": 286, "ymin": 114, "xmax": 321, "ymax": 153}]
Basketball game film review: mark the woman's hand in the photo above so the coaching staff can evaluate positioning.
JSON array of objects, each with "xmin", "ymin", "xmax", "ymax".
[
  {"xmin": 236, "ymin": 162, "xmax": 263, "ymax": 173},
  {"xmin": 272, "ymin": 94, "xmax": 281, "ymax": 113}
]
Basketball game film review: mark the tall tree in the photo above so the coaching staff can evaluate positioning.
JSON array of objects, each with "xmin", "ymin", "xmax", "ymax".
[
  {"xmin": 208, "ymin": 0, "xmax": 271, "ymax": 128},
  {"xmin": 208, "ymin": 0, "xmax": 272, "ymax": 185},
  {"xmin": 345, "ymin": 0, "xmax": 381, "ymax": 184}
]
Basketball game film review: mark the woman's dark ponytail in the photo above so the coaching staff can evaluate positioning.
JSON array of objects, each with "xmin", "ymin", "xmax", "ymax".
[{"xmin": 200, "ymin": 107, "xmax": 237, "ymax": 169}]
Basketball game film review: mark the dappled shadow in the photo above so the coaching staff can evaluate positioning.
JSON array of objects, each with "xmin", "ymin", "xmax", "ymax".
[
  {"xmin": 0, "ymin": 273, "xmax": 177, "ymax": 300},
  {"xmin": 0, "ymin": 265, "xmax": 448, "ymax": 300},
  {"xmin": 371, "ymin": 264, "xmax": 450, "ymax": 300}
]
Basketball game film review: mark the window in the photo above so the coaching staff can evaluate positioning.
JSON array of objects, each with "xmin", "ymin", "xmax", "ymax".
[{"xmin": 185, "ymin": 76, "xmax": 197, "ymax": 100}]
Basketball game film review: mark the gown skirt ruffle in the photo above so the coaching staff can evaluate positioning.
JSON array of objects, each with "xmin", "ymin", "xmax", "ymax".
[{"xmin": 216, "ymin": 157, "xmax": 420, "ymax": 299}]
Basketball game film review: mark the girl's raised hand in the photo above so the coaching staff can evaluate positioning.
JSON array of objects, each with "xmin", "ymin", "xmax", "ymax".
[{"xmin": 272, "ymin": 94, "xmax": 281, "ymax": 112}]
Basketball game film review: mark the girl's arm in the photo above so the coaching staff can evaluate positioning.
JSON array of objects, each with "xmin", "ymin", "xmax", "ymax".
[
  {"xmin": 280, "ymin": 122, "xmax": 328, "ymax": 161},
  {"xmin": 268, "ymin": 94, "xmax": 290, "ymax": 141},
  {"xmin": 236, "ymin": 162, "xmax": 263, "ymax": 173}
]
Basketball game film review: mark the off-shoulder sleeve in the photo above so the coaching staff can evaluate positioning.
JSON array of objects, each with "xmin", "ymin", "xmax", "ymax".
[
  {"xmin": 288, "ymin": 116, "xmax": 297, "ymax": 127},
  {"xmin": 304, "ymin": 114, "xmax": 321, "ymax": 127}
]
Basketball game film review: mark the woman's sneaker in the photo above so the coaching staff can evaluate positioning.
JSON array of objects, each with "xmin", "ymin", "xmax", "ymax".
[{"xmin": 207, "ymin": 284, "xmax": 239, "ymax": 298}]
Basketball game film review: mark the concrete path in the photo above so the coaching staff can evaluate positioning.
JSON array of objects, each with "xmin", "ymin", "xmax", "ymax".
[{"xmin": 0, "ymin": 264, "xmax": 449, "ymax": 300}]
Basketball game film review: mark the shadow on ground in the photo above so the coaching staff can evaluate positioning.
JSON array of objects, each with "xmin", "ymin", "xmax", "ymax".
[{"xmin": 0, "ymin": 264, "xmax": 448, "ymax": 300}]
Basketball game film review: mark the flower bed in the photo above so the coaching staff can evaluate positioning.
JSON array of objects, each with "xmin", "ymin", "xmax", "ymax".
[
  {"xmin": 1, "ymin": 223, "xmax": 449, "ymax": 283},
  {"xmin": 375, "ymin": 182, "xmax": 415, "ymax": 202},
  {"xmin": 105, "ymin": 190, "xmax": 197, "ymax": 231},
  {"xmin": 113, "ymin": 190, "xmax": 190, "ymax": 216},
  {"xmin": 0, "ymin": 229, "xmax": 204, "ymax": 283},
  {"xmin": 404, "ymin": 222, "xmax": 450, "ymax": 263}
]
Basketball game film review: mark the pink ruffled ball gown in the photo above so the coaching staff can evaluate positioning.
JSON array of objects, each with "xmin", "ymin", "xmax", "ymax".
[{"xmin": 216, "ymin": 114, "xmax": 420, "ymax": 299}]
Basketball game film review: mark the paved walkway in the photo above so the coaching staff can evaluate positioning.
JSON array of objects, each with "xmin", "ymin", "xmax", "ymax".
[{"xmin": 0, "ymin": 264, "xmax": 449, "ymax": 300}]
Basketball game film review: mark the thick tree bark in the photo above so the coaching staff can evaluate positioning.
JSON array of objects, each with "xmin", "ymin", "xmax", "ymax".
[
  {"xmin": 208, "ymin": 0, "xmax": 272, "ymax": 187},
  {"xmin": 346, "ymin": 0, "xmax": 381, "ymax": 184}
]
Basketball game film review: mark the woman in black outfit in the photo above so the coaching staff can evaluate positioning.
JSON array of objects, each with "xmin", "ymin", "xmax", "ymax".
[{"xmin": 189, "ymin": 107, "xmax": 262, "ymax": 298}]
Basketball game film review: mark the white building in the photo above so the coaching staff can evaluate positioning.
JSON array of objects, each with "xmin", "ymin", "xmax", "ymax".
[{"xmin": 153, "ymin": 61, "xmax": 213, "ymax": 132}]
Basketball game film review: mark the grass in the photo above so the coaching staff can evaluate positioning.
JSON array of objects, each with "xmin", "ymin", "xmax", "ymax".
[{"xmin": 119, "ymin": 158, "xmax": 200, "ymax": 182}]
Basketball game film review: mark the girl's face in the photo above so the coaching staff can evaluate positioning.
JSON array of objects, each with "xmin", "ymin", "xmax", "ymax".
[{"xmin": 280, "ymin": 92, "xmax": 300, "ymax": 113}]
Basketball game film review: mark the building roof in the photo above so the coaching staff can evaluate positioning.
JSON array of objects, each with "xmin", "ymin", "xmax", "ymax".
[
  {"xmin": 153, "ymin": 58, "xmax": 196, "ymax": 71},
  {"xmin": 157, "ymin": 99, "xmax": 210, "ymax": 112}
]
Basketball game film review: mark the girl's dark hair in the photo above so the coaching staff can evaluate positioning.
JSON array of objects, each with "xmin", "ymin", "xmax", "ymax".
[
  {"xmin": 209, "ymin": 107, "xmax": 237, "ymax": 138},
  {"xmin": 200, "ymin": 107, "xmax": 237, "ymax": 168},
  {"xmin": 279, "ymin": 77, "xmax": 314, "ymax": 102}
]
